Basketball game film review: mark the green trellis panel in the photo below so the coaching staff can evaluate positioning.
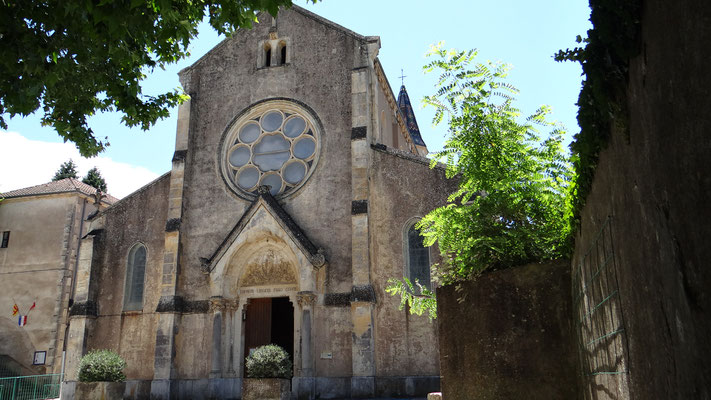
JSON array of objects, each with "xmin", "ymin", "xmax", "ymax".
[{"xmin": 0, "ymin": 374, "xmax": 62, "ymax": 400}]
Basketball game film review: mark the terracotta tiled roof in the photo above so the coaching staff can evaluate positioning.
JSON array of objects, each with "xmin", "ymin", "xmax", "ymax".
[{"xmin": 0, "ymin": 178, "xmax": 119, "ymax": 204}]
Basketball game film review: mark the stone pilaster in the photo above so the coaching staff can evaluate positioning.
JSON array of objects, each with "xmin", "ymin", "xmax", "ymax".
[
  {"xmin": 63, "ymin": 233, "xmax": 99, "ymax": 386},
  {"xmin": 296, "ymin": 292, "xmax": 316, "ymax": 376},
  {"xmin": 294, "ymin": 292, "xmax": 316, "ymax": 400},
  {"xmin": 225, "ymin": 298, "xmax": 239, "ymax": 375},
  {"xmin": 210, "ymin": 297, "xmax": 226, "ymax": 378},
  {"xmin": 151, "ymin": 97, "xmax": 191, "ymax": 400},
  {"xmin": 349, "ymin": 40, "xmax": 379, "ymax": 397},
  {"xmin": 208, "ymin": 297, "xmax": 226, "ymax": 399}
]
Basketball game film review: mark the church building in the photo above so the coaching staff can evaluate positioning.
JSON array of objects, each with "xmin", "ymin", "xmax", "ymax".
[{"xmin": 50, "ymin": 6, "xmax": 456, "ymax": 399}]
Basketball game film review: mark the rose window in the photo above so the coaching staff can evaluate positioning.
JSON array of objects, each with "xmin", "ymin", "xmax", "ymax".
[{"xmin": 222, "ymin": 102, "xmax": 320, "ymax": 198}]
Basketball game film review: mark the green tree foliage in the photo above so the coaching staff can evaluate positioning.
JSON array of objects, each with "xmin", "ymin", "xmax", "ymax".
[
  {"xmin": 82, "ymin": 166, "xmax": 107, "ymax": 192},
  {"xmin": 245, "ymin": 344, "xmax": 292, "ymax": 379},
  {"xmin": 0, "ymin": 0, "xmax": 317, "ymax": 157},
  {"xmin": 385, "ymin": 277, "xmax": 437, "ymax": 320},
  {"xmin": 421, "ymin": 44, "xmax": 572, "ymax": 283},
  {"xmin": 388, "ymin": 44, "xmax": 572, "ymax": 318},
  {"xmin": 52, "ymin": 159, "xmax": 79, "ymax": 181},
  {"xmin": 78, "ymin": 349, "xmax": 126, "ymax": 382}
]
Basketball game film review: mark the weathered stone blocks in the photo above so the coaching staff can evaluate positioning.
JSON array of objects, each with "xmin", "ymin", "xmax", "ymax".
[{"xmin": 242, "ymin": 378, "xmax": 290, "ymax": 400}]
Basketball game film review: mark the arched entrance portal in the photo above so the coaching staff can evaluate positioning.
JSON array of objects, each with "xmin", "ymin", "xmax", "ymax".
[
  {"xmin": 209, "ymin": 237, "xmax": 318, "ymax": 386},
  {"xmin": 205, "ymin": 196, "xmax": 326, "ymax": 399},
  {"xmin": 235, "ymin": 247, "xmax": 301, "ymax": 377}
]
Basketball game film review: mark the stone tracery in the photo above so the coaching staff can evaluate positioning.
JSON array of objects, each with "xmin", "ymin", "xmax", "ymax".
[{"xmin": 222, "ymin": 101, "xmax": 320, "ymax": 199}]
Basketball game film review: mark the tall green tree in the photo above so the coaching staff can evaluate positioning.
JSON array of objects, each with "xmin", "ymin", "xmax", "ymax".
[
  {"xmin": 0, "ymin": 0, "xmax": 318, "ymax": 157},
  {"xmin": 82, "ymin": 167, "xmax": 108, "ymax": 192},
  {"xmin": 388, "ymin": 44, "xmax": 572, "ymax": 319},
  {"xmin": 52, "ymin": 159, "xmax": 79, "ymax": 181}
]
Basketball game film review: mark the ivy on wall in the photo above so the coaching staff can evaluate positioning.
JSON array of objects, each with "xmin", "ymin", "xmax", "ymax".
[{"xmin": 556, "ymin": 0, "xmax": 642, "ymax": 230}]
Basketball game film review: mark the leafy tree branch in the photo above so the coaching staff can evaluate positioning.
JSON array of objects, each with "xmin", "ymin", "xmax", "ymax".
[
  {"xmin": 0, "ymin": 0, "xmax": 317, "ymax": 156},
  {"xmin": 386, "ymin": 278, "xmax": 437, "ymax": 320},
  {"xmin": 388, "ymin": 44, "xmax": 573, "ymax": 318}
]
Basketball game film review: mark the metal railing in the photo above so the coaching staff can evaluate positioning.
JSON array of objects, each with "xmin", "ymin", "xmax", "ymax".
[{"xmin": 0, "ymin": 374, "xmax": 62, "ymax": 400}]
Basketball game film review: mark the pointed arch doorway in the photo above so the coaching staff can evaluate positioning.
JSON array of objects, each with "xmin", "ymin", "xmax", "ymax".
[{"xmin": 205, "ymin": 193, "xmax": 327, "ymax": 394}]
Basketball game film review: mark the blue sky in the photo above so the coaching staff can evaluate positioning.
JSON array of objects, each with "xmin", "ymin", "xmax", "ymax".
[{"xmin": 0, "ymin": 0, "xmax": 591, "ymax": 198}]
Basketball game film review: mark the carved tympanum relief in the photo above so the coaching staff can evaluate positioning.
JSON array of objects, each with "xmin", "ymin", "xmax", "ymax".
[{"xmin": 240, "ymin": 249, "xmax": 297, "ymax": 287}]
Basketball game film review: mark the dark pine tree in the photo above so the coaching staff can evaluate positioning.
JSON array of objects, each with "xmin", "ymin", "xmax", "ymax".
[
  {"xmin": 52, "ymin": 159, "xmax": 79, "ymax": 181},
  {"xmin": 82, "ymin": 167, "xmax": 107, "ymax": 192}
]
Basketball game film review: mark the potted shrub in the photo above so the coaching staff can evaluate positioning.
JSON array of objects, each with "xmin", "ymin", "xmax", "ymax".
[
  {"xmin": 74, "ymin": 349, "xmax": 127, "ymax": 399},
  {"xmin": 242, "ymin": 344, "xmax": 292, "ymax": 400}
]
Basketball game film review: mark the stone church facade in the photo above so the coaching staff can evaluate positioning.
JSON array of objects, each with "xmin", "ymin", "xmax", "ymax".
[{"xmin": 60, "ymin": 6, "xmax": 456, "ymax": 399}]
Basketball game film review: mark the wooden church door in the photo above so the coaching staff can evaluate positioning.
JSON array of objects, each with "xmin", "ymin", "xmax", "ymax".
[
  {"xmin": 244, "ymin": 298, "xmax": 272, "ymax": 358},
  {"xmin": 243, "ymin": 297, "xmax": 294, "ymax": 365}
]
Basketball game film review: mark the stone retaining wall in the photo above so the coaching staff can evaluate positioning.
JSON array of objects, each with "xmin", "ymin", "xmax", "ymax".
[{"xmin": 436, "ymin": 259, "xmax": 578, "ymax": 400}]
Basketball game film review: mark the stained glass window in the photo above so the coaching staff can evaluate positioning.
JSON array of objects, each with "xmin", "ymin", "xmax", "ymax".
[
  {"xmin": 407, "ymin": 223, "xmax": 430, "ymax": 291},
  {"xmin": 124, "ymin": 243, "xmax": 147, "ymax": 311},
  {"xmin": 223, "ymin": 102, "xmax": 320, "ymax": 198}
]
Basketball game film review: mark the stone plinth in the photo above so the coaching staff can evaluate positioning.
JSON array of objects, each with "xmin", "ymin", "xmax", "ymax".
[
  {"xmin": 74, "ymin": 381, "xmax": 126, "ymax": 399},
  {"xmin": 242, "ymin": 378, "xmax": 291, "ymax": 400}
]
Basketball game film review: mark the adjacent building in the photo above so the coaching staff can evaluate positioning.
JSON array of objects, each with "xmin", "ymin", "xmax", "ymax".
[{"xmin": 0, "ymin": 179, "xmax": 116, "ymax": 377}]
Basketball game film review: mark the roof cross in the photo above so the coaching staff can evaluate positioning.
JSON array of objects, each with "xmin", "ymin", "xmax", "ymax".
[{"xmin": 399, "ymin": 69, "xmax": 407, "ymax": 86}]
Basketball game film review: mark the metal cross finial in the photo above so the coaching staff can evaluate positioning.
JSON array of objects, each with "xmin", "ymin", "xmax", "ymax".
[{"xmin": 399, "ymin": 69, "xmax": 407, "ymax": 86}]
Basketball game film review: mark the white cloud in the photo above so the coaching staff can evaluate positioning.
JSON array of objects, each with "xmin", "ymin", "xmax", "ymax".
[{"xmin": 0, "ymin": 131, "xmax": 160, "ymax": 199}]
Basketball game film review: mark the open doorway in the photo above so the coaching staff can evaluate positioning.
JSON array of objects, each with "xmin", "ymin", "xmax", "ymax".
[{"xmin": 244, "ymin": 297, "xmax": 294, "ymax": 368}]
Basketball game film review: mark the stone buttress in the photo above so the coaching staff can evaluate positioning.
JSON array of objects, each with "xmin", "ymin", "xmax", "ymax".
[{"xmin": 150, "ymin": 95, "xmax": 191, "ymax": 399}]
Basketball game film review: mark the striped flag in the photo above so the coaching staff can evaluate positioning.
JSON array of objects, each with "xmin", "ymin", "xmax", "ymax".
[
  {"xmin": 18, "ymin": 315, "xmax": 27, "ymax": 327},
  {"xmin": 12, "ymin": 304, "xmax": 19, "ymax": 316}
]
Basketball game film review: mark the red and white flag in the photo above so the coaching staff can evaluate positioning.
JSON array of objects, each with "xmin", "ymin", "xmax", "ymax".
[{"xmin": 29, "ymin": 301, "xmax": 36, "ymax": 311}]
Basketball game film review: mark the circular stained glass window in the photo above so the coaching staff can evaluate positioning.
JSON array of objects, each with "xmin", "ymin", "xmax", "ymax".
[{"xmin": 222, "ymin": 101, "xmax": 321, "ymax": 199}]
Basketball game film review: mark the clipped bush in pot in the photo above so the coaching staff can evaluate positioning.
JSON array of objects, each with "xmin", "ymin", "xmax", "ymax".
[{"xmin": 75, "ymin": 349, "xmax": 126, "ymax": 399}]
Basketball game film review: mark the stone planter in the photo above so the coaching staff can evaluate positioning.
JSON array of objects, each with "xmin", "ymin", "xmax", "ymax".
[
  {"xmin": 242, "ymin": 378, "xmax": 291, "ymax": 400},
  {"xmin": 74, "ymin": 381, "xmax": 126, "ymax": 399}
]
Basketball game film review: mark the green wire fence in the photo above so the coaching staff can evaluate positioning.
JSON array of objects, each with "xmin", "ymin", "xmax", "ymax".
[
  {"xmin": 0, "ymin": 374, "xmax": 62, "ymax": 400},
  {"xmin": 573, "ymin": 215, "xmax": 630, "ymax": 399}
]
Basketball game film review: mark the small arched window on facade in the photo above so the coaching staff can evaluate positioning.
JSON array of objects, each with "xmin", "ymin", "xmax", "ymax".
[
  {"xmin": 124, "ymin": 243, "xmax": 147, "ymax": 311},
  {"xmin": 264, "ymin": 43, "xmax": 272, "ymax": 67},
  {"xmin": 405, "ymin": 219, "xmax": 430, "ymax": 290},
  {"xmin": 278, "ymin": 41, "xmax": 287, "ymax": 65}
]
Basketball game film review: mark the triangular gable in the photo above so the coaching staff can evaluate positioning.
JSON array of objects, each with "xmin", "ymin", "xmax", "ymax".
[
  {"xmin": 202, "ymin": 187, "xmax": 325, "ymax": 274},
  {"xmin": 179, "ymin": 5, "xmax": 367, "ymax": 80}
]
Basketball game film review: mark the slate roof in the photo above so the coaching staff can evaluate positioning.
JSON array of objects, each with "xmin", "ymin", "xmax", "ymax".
[
  {"xmin": 0, "ymin": 178, "xmax": 119, "ymax": 204},
  {"xmin": 397, "ymin": 85, "xmax": 427, "ymax": 147}
]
